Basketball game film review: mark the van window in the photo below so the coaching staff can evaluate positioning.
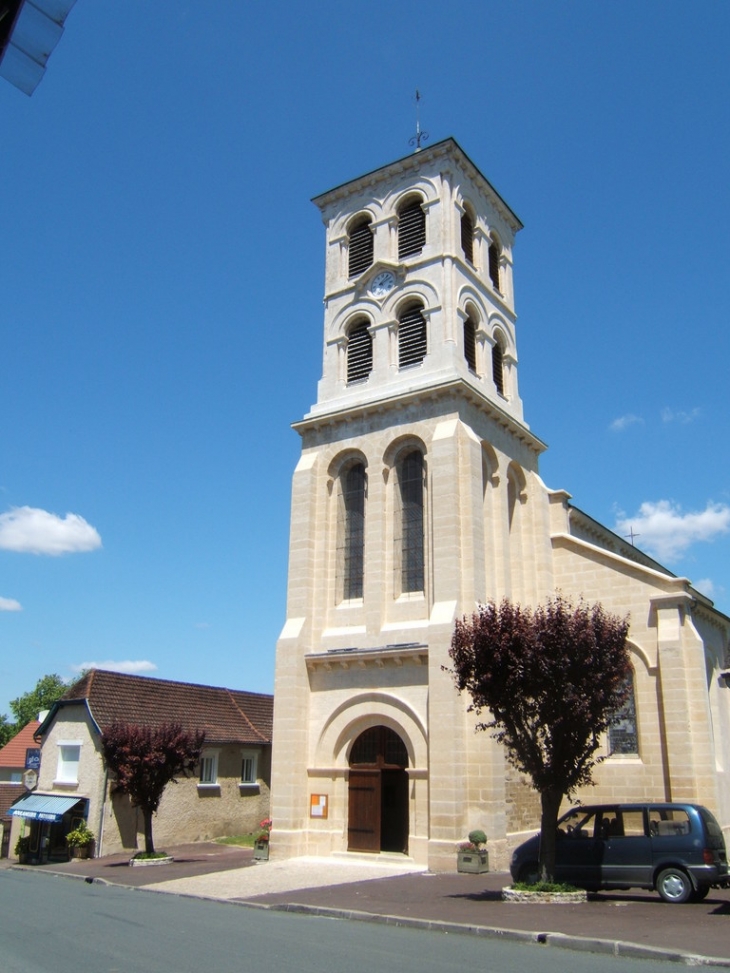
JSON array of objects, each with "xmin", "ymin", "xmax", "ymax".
[
  {"xmin": 698, "ymin": 806, "xmax": 723, "ymax": 839},
  {"xmin": 559, "ymin": 808, "xmax": 599, "ymax": 839},
  {"xmin": 649, "ymin": 807, "xmax": 690, "ymax": 836},
  {"xmin": 621, "ymin": 810, "xmax": 646, "ymax": 836}
]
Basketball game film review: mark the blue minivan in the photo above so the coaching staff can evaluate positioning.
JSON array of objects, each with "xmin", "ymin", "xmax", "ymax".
[{"xmin": 510, "ymin": 803, "xmax": 729, "ymax": 903}]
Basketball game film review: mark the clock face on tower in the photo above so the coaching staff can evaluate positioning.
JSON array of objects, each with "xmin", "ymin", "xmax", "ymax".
[{"xmin": 370, "ymin": 271, "xmax": 395, "ymax": 298}]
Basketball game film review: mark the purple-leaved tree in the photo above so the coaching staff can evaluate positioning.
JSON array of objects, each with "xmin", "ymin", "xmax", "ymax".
[
  {"xmin": 101, "ymin": 722, "xmax": 205, "ymax": 855},
  {"xmin": 448, "ymin": 595, "xmax": 630, "ymax": 883}
]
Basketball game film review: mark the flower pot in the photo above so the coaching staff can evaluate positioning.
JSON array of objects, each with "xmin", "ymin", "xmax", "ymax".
[
  {"xmin": 457, "ymin": 849, "xmax": 489, "ymax": 874},
  {"xmin": 72, "ymin": 846, "xmax": 90, "ymax": 860},
  {"xmin": 253, "ymin": 839, "xmax": 269, "ymax": 860}
]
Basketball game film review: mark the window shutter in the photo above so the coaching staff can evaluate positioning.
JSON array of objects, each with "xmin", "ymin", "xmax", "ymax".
[
  {"xmin": 488, "ymin": 240, "xmax": 500, "ymax": 290},
  {"xmin": 347, "ymin": 321, "xmax": 373, "ymax": 383},
  {"xmin": 492, "ymin": 342, "xmax": 504, "ymax": 395},
  {"xmin": 398, "ymin": 307, "xmax": 427, "ymax": 367},
  {"xmin": 464, "ymin": 318, "xmax": 476, "ymax": 372},
  {"xmin": 348, "ymin": 219, "xmax": 373, "ymax": 277},
  {"xmin": 461, "ymin": 212, "xmax": 474, "ymax": 264},
  {"xmin": 398, "ymin": 201, "xmax": 426, "ymax": 258}
]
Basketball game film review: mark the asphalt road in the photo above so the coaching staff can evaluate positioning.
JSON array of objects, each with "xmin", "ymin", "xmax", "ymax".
[{"xmin": 2, "ymin": 869, "xmax": 727, "ymax": 973}]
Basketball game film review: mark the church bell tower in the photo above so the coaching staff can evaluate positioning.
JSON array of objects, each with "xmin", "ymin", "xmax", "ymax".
[{"xmin": 271, "ymin": 138, "xmax": 552, "ymax": 869}]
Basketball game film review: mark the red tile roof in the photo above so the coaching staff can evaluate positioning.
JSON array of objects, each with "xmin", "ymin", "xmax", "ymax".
[
  {"xmin": 0, "ymin": 722, "xmax": 41, "ymax": 769},
  {"xmin": 43, "ymin": 670, "xmax": 272, "ymax": 746}
]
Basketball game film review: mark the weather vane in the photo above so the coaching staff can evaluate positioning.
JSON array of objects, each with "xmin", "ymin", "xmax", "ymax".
[{"xmin": 409, "ymin": 90, "xmax": 429, "ymax": 151}]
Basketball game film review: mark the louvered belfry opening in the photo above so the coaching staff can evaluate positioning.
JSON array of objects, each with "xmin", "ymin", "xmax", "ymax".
[
  {"xmin": 348, "ymin": 217, "xmax": 374, "ymax": 278},
  {"xmin": 488, "ymin": 238, "xmax": 501, "ymax": 291},
  {"xmin": 492, "ymin": 341, "xmax": 505, "ymax": 395},
  {"xmin": 464, "ymin": 317, "xmax": 477, "ymax": 372},
  {"xmin": 461, "ymin": 211, "xmax": 474, "ymax": 264},
  {"xmin": 397, "ymin": 198, "xmax": 426, "ymax": 259},
  {"xmin": 398, "ymin": 305, "xmax": 427, "ymax": 368},
  {"xmin": 347, "ymin": 320, "xmax": 373, "ymax": 383},
  {"xmin": 338, "ymin": 462, "xmax": 366, "ymax": 601},
  {"xmin": 397, "ymin": 450, "xmax": 425, "ymax": 594}
]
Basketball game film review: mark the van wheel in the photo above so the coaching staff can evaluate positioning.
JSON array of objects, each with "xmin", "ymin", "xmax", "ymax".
[
  {"xmin": 518, "ymin": 863, "xmax": 540, "ymax": 885},
  {"xmin": 656, "ymin": 867, "xmax": 692, "ymax": 903},
  {"xmin": 690, "ymin": 885, "xmax": 710, "ymax": 902}
]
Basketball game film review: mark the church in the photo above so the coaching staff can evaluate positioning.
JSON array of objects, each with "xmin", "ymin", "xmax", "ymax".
[{"xmin": 270, "ymin": 138, "xmax": 730, "ymax": 872}]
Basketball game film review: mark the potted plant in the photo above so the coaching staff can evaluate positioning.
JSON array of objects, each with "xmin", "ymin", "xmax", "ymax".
[
  {"xmin": 66, "ymin": 822, "xmax": 95, "ymax": 860},
  {"xmin": 456, "ymin": 829, "xmax": 489, "ymax": 874},
  {"xmin": 14, "ymin": 835, "xmax": 30, "ymax": 864},
  {"xmin": 253, "ymin": 817, "xmax": 271, "ymax": 860}
]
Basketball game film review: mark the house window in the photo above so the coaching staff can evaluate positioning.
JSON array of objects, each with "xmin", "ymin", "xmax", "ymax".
[
  {"xmin": 396, "ymin": 450, "xmax": 425, "ymax": 594},
  {"xmin": 464, "ymin": 317, "xmax": 477, "ymax": 373},
  {"xmin": 492, "ymin": 341, "xmax": 504, "ymax": 395},
  {"xmin": 461, "ymin": 211, "xmax": 474, "ymax": 264},
  {"xmin": 609, "ymin": 671, "xmax": 639, "ymax": 755},
  {"xmin": 398, "ymin": 198, "xmax": 426, "ymax": 259},
  {"xmin": 347, "ymin": 319, "xmax": 373, "ymax": 384},
  {"xmin": 240, "ymin": 750, "xmax": 259, "ymax": 787},
  {"xmin": 199, "ymin": 751, "xmax": 219, "ymax": 785},
  {"xmin": 488, "ymin": 235, "xmax": 501, "ymax": 291},
  {"xmin": 348, "ymin": 216, "xmax": 374, "ymax": 278},
  {"xmin": 398, "ymin": 305, "xmax": 427, "ymax": 368},
  {"xmin": 56, "ymin": 742, "xmax": 81, "ymax": 784},
  {"xmin": 337, "ymin": 462, "xmax": 366, "ymax": 601}
]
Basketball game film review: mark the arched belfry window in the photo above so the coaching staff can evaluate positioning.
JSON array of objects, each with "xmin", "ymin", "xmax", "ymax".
[
  {"xmin": 337, "ymin": 461, "xmax": 366, "ymax": 601},
  {"xmin": 461, "ymin": 210, "xmax": 474, "ymax": 264},
  {"xmin": 492, "ymin": 340, "xmax": 504, "ymax": 395},
  {"xmin": 348, "ymin": 216, "xmax": 374, "ymax": 278},
  {"xmin": 347, "ymin": 319, "xmax": 373, "ymax": 384},
  {"xmin": 609, "ymin": 669, "xmax": 639, "ymax": 755},
  {"xmin": 397, "ymin": 198, "xmax": 426, "ymax": 259},
  {"xmin": 464, "ymin": 316, "xmax": 477, "ymax": 373},
  {"xmin": 396, "ymin": 449, "xmax": 425, "ymax": 594},
  {"xmin": 488, "ymin": 235, "xmax": 501, "ymax": 291},
  {"xmin": 398, "ymin": 304, "xmax": 427, "ymax": 368}
]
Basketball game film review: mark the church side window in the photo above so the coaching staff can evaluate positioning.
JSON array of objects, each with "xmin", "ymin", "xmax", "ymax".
[
  {"xmin": 396, "ymin": 450, "xmax": 425, "ymax": 594},
  {"xmin": 337, "ymin": 462, "xmax": 366, "ymax": 601},
  {"xmin": 492, "ymin": 340, "xmax": 504, "ymax": 395},
  {"xmin": 398, "ymin": 305, "xmax": 427, "ymax": 368},
  {"xmin": 488, "ymin": 235, "xmax": 501, "ymax": 291},
  {"xmin": 609, "ymin": 670, "xmax": 639, "ymax": 755},
  {"xmin": 464, "ymin": 317, "xmax": 477, "ymax": 373},
  {"xmin": 348, "ymin": 216, "xmax": 374, "ymax": 278},
  {"xmin": 347, "ymin": 320, "xmax": 373, "ymax": 384},
  {"xmin": 398, "ymin": 198, "xmax": 426, "ymax": 259},
  {"xmin": 461, "ymin": 211, "xmax": 474, "ymax": 264}
]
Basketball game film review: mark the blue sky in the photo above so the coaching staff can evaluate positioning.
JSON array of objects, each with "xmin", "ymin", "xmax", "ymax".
[{"xmin": 2, "ymin": 1, "xmax": 729, "ymax": 716}]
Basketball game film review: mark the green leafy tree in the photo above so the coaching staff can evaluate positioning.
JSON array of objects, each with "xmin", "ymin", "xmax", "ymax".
[
  {"xmin": 101, "ymin": 722, "xmax": 205, "ymax": 854},
  {"xmin": 448, "ymin": 595, "xmax": 630, "ymax": 883},
  {"xmin": 0, "ymin": 714, "xmax": 15, "ymax": 747},
  {"xmin": 10, "ymin": 673, "xmax": 67, "ymax": 731}
]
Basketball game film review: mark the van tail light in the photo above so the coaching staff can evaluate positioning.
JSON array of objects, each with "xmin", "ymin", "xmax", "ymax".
[{"xmin": 703, "ymin": 848, "xmax": 715, "ymax": 865}]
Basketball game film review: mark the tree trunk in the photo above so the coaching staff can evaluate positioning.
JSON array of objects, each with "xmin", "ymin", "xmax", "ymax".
[
  {"xmin": 142, "ymin": 807, "xmax": 155, "ymax": 855},
  {"xmin": 538, "ymin": 788, "xmax": 563, "ymax": 883}
]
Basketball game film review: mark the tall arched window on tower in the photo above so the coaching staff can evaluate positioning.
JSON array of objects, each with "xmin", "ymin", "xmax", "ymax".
[
  {"xmin": 348, "ymin": 216, "xmax": 374, "ymax": 278},
  {"xmin": 337, "ymin": 461, "xmax": 366, "ymax": 601},
  {"xmin": 488, "ymin": 234, "xmax": 501, "ymax": 291},
  {"xmin": 398, "ymin": 304, "xmax": 427, "ymax": 368},
  {"xmin": 397, "ymin": 197, "xmax": 426, "ymax": 259},
  {"xmin": 492, "ymin": 339, "xmax": 505, "ymax": 395},
  {"xmin": 461, "ymin": 209, "xmax": 474, "ymax": 264},
  {"xmin": 347, "ymin": 319, "xmax": 373, "ymax": 384},
  {"xmin": 464, "ymin": 316, "xmax": 477, "ymax": 373},
  {"xmin": 396, "ymin": 449, "xmax": 425, "ymax": 594}
]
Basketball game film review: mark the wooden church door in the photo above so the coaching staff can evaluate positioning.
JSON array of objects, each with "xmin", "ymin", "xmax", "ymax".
[{"xmin": 347, "ymin": 726, "xmax": 409, "ymax": 853}]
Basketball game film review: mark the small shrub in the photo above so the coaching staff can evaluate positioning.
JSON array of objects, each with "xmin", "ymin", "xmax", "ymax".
[{"xmin": 512, "ymin": 880, "xmax": 580, "ymax": 893}]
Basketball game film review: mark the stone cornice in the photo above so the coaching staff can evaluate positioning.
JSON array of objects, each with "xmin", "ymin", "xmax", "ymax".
[
  {"xmin": 305, "ymin": 644, "xmax": 428, "ymax": 672},
  {"xmin": 294, "ymin": 378, "xmax": 546, "ymax": 455}
]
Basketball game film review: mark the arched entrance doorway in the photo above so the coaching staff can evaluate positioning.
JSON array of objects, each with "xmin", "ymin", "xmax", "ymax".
[{"xmin": 347, "ymin": 725, "xmax": 409, "ymax": 853}]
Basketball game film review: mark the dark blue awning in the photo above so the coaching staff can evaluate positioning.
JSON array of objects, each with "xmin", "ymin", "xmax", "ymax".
[{"xmin": 9, "ymin": 793, "xmax": 84, "ymax": 822}]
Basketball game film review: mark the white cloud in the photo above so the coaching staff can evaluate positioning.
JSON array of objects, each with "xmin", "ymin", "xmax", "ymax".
[
  {"xmin": 610, "ymin": 414, "xmax": 644, "ymax": 432},
  {"xmin": 72, "ymin": 660, "xmax": 158, "ymax": 675},
  {"xmin": 0, "ymin": 597, "xmax": 22, "ymax": 612},
  {"xmin": 615, "ymin": 500, "xmax": 730, "ymax": 563},
  {"xmin": 661, "ymin": 406, "xmax": 701, "ymax": 425},
  {"xmin": 693, "ymin": 578, "xmax": 721, "ymax": 600},
  {"xmin": 0, "ymin": 506, "xmax": 102, "ymax": 556}
]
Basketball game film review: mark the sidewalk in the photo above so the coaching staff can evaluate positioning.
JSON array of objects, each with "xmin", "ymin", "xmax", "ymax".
[{"xmin": 6, "ymin": 844, "xmax": 730, "ymax": 966}]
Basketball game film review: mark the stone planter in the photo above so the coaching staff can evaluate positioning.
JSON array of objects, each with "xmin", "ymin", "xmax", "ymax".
[
  {"xmin": 502, "ymin": 885, "xmax": 587, "ymax": 904},
  {"xmin": 253, "ymin": 839, "xmax": 270, "ymax": 860},
  {"xmin": 456, "ymin": 849, "xmax": 489, "ymax": 874},
  {"xmin": 71, "ymin": 846, "xmax": 91, "ymax": 860},
  {"xmin": 129, "ymin": 855, "xmax": 174, "ymax": 867}
]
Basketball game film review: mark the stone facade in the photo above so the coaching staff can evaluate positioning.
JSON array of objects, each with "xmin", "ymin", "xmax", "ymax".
[{"xmin": 271, "ymin": 139, "xmax": 730, "ymax": 872}]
